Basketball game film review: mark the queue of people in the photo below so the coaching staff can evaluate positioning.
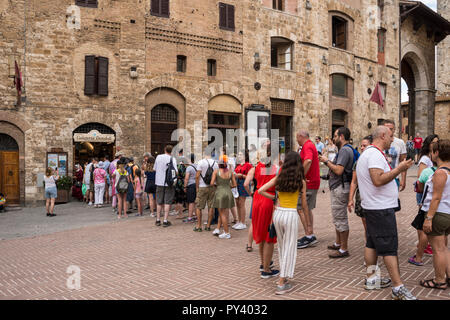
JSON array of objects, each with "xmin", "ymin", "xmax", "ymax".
[{"xmin": 37, "ymin": 121, "xmax": 449, "ymax": 299}]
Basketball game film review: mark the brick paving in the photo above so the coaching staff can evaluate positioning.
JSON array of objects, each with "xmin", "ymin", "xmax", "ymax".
[{"xmin": 0, "ymin": 169, "xmax": 449, "ymax": 300}]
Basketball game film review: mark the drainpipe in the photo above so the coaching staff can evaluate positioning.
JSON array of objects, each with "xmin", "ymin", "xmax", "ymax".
[
  {"xmin": 398, "ymin": 2, "xmax": 402, "ymax": 139},
  {"xmin": 22, "ymin": 0, "xmax": 27, "ymax": 105}
]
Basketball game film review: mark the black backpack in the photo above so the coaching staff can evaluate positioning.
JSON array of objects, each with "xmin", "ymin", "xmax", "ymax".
[
  {"xmin": 165, "ymin": 157, "xmax": 177, "ymax": 187},
  {"xmin": 201, "ymin": 160, "xmax": 215, "ymax": 185}
]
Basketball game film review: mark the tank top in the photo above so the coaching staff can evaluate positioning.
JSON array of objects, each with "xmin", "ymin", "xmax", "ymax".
[
  {"xmin": 135, "ymin": 177, "xmax": 142, "ymax": 193},
  {"xmin": 278, "ymin": 190, "xmax": 300, "ymax": 209},
  {"xmin": 421, "ymin": 167, "xmax": 450, "ymax": 214},
  {"xmin": 44, "ymin": 175, "xmax": 56, "ymax": 189}
]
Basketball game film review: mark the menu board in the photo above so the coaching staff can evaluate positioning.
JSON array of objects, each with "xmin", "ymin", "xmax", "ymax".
[{"xmin": 46, "ymin": 152, "xmax": 68, "ymax": 176}]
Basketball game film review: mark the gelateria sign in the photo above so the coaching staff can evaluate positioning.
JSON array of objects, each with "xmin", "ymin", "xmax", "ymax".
[{"xmin": 73, "ymin": 130, "xmax": 115, "ymax": 143}]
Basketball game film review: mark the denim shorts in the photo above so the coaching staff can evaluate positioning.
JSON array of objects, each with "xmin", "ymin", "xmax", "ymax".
[{"xmin": 45, "ymin": 186, "xmax": 57, "ymax": 199}]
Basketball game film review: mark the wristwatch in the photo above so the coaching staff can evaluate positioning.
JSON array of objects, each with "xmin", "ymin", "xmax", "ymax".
[{"xmin": 425, "ymin": 215, "xmax": 433, "ymax": 221}]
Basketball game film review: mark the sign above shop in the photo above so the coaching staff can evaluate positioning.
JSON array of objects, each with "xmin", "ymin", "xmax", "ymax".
[{"xmin": 73, "ymin": 130, "xmax": 115, "ymax": 143}]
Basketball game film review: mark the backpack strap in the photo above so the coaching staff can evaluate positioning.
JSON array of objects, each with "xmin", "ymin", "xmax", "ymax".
[{"xmin": 440, "ymin": 167, "xmax": 450, "ymax": 173}]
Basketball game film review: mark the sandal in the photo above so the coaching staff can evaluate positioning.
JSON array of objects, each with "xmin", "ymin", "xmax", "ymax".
[
  {"xmin": 193, "ymin": 227, "xmax": 203, "ymax": 232},
  {"xmin": 246, "ymin": 245, "xmax": 253, "ymax": 252},
  {"xmin": 408, "ymin": 255, "xmax": 424, "ymax": 266},
  {"xmin": 204, "ymin": 227, "xmax": 211, "ymax": 231},
  {"xmin": 419, "ymin": 279, "xmax": 447, "ymax": 290}
]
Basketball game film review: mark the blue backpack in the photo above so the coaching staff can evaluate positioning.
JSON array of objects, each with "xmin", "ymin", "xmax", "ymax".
[{"xmin": 344, "ymin": 144, "xmax": 360, "ymax": 165}]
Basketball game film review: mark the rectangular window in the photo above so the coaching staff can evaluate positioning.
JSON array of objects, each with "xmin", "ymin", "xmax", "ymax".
[
  {"xmin": 219, "ymin": 3, "xmax": 235, "ymax": 31},
  {"xmin": 332, "ymin": 16, "xmax": 347, "ymax": 50},
  {"xmin": 379, "ymin": 82, "xmax": 387, "ymax": 102},
  {"xmin": 151, "ymin": 0, "xmax": 170, "ymax": 18},
  {"xmin": 207, "ymin": 59, "xmax": 216, "ymax": 76},
  {"xmin": 271, "ymin": 38, "xmax": 293, "ymax": 70},
  {"xmin": 332, "ymin": 74, "xmax": 347, "ymax": 97},
  {"xmin": 176, "ymin": 55, "xmax": 186, "ymax": 73},
  {"xmin": 75, "ymin": 0, "xmax": 98, "ymax": 8},
  {"xmin": 272, "ymin": 0, "xmax": 283, "ymax": 11},
  {"xmin": 378, "ymin": 0, "xmax": 385, "ymax": 21},
  {"xmin": 84, "ymin": 55, "xmax": 108, "ymax": 96},
  {"xmin": 377, "ymin": 28, "xmax": 386, "ymax": 65}
]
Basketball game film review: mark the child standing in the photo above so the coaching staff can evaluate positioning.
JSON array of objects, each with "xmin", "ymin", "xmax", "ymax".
[{"xmin": 134, "ymin": 168, "xmax": 144, "ymax": 216}]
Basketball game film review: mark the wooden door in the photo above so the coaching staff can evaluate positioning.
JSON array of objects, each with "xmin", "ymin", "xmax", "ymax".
[{"xmin": 0, "ymin": 151, "xmax": 20, "ymax": 204}]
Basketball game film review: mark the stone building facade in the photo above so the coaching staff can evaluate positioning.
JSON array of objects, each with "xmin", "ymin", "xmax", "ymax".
[{"xmin": 0, "ymin": 0, "xmax": 447, "ymax": 205}]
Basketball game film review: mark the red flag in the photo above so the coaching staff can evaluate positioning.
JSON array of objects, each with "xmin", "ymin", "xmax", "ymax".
[
  {"xmin": 370, "ymin": 82, "xmax": 384, "ymax": 110},
  {"xmin": 14, "ymin": 60, "xmax": 22, "ymax": 95}
]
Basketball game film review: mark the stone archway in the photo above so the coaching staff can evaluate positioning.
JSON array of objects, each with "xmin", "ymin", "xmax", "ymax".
[
  {"xmin": 401, "ymin": 50, "xmax": 434, "ymax": 137},
  {"xmin": 145, "ymin": 87, "xmax": 186, "ymax": 155},
  {"xmin": 0, "ymin": 121, "xmax": 25, "ymax": 205}
]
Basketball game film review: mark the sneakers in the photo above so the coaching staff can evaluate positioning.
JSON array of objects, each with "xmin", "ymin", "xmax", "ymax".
[
  {"xmin": 212, "ymin": 228, "xmax": 220, "ymax": 236},
  {"xmin": 364, "ymin": 277, "xmax": 392, "ymax": 290},
  {"xmin": 155, "ymin": 220, "xmax": 161, "ymax": 226},
  {"xmin": 183, "ymin": 217, "xmax": 195, "ymax": 223},
  {"xmin": 218, "ymin": 232, "xmax": 231, "ymax": 239},
  {"xmin": 261, "ymin": 269, "xmax": 280, "ymax": 279},
  {"xmin": 88, "ymin": 202, "xmax": 93, "ymax": 206},
  {"xmin": 275, "ymin": 282, "xmax": 293, "ymax": 295},
  {"xmin": 297, "ymin": 236, "xmax": 318, "ymax": 249},
  {"xmin": 259, "ymin": 261, "xmax": 274, "ymax": 271},
  {"xmin": 162, "ymin": 221, "xmax": 172, "ymax": 227},
  {"xmin": 391, "ymin": 286, "xmax": 417, "ymax": 300},
  {"xmin": 233, "ymin": 223, "xmax": 247, "ymax": 230},
  {"xmin": 408, "ymin": 255, "xmax": 424, "ymax": 266},
  {"xmin": 328, "ymin": 250, "xmax": 350, "ymax": 258},
  {"xmin": 168, "ymin": 210, "xmax": 177, "ymax": 216},
  {"xmin": 424, "ymin": 244, "xmax": 433, "ymax": 255},
  {"xmin": 150, "ymin": 213, "xmax": 156, "ymax": 218}
]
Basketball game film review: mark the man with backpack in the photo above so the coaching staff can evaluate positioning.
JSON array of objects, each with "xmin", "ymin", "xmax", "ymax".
[
  {"xmin": 154, "ymin": 145, "xmax": 178, "ymax": 227},
  {"xmin": 320, "ymin": 127, "xmax": 357, "ymax": 259},
  {"xmin": 194, "ymin": 150, "xmax": 218, "ymax": 232}
]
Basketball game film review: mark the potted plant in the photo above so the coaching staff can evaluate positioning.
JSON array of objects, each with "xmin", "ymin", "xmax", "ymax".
[{"xmin": 56, "ymin": 175, "xmax": 72, "ymax": 203}]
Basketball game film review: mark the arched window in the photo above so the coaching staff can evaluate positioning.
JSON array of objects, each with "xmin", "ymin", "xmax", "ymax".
[
  {"xmin": 151, "ymin": 104, "xmax": 178, "ymax": 123},
  {"xmin": 271, "ymin": 37, "xmax": 294, "ymax": 70},
  {"xmin": 73, "ymin": 122, "xmax": 115, "ymax": 135},
  {"xmin": 0, "ymin": 133, "xmax": 19, "ymax": 151}
]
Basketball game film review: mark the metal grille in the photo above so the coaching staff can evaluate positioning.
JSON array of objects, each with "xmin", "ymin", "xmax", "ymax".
[
  {"xmin": 151, "ymin": 104, "xmax": 178, "ymax": 123},
  {"xmin": 271, "ymin": 99, "xmax": 294, "ymax": 115},
  {"xmin": 73, "ymin": 123, "xmax": 115, "ymax": 134},
  {"xmin": 0, "ymin": 133, "xmax": 19, "ymax": 151}
]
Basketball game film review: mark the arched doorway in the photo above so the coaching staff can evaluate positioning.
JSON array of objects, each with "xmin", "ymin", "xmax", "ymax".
[
  {"xmin": 73, "ymin": 123, "xmax": 116, "ymax": 168},
  {"xmin": 151, "ymin": 104, "xmax": 179, "ymax": 156},
  {"xmin": 0, "ymin": 133, "xmax": 20, "ymax": 204},
  {"xmin": 331, "ymin": 109, "xmax": 348, "ymax": 136}
]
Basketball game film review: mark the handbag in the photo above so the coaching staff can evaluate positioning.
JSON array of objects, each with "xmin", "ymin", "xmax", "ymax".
[
  {"xmin": 268, "ymin": 222, "xmax": 277, "ymax": 238},
  {"xmin": 81, "ymin": 183, "xmax": 87, "ymax": 196},
  {"xmin": 411, "ymin": 209, "xmax": 426, "ymax": 230}
]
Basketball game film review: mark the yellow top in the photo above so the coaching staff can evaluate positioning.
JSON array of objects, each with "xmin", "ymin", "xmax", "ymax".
[{"xmin": 278, "ymin": 190, "xmax": 300, "ymax": 209}]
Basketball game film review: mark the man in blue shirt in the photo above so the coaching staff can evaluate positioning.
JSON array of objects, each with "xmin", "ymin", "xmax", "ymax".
[{"xmin": 315, "ymin": 136, "xmax": 325, "ymax": 155}]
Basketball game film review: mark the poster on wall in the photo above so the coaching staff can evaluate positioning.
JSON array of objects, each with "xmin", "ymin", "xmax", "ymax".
[
  {"xmin": 47, "ymin": 153, "xmax": 58, "ymax": 170},
  {"xmin": 58, "ymin": 154, "xmax": 67, "ymax": 176},
  {"xmin": 246, "ymin": 106, "xmax": 270, "ymax": 165}
]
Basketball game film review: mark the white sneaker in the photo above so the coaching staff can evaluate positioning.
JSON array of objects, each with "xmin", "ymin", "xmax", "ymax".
[
  {"xmin": 218, "ymin": 232, "xmax": 231, "ymax": 239},
  {"xmin": 150, "ymin": 213, "xmax": 156, "ymax": 218},
  {"xmin": 231, "ymin": 223, "xmax": 240, "ymax": 229},
  {"xmin": 88, "ymin": 202, "xmax": 93, "ymax": 206},
  {"xmin": 212, "ymin": 228, "xmax": 220, "ymax": 236},
  {"xmin": 234, "ymin": 223, "xmax": 247, "ymax": 230}
]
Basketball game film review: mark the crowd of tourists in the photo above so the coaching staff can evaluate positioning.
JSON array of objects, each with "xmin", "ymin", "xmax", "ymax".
[{"xmin": 39, "ymin": 119, "xmax": 450, "ymax": 299}]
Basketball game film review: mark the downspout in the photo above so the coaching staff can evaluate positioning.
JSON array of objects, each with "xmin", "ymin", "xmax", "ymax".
[
  {"xmin": 398, "ymin": 2, "xmax": 402, "ymax": 139},
  {"xmin": 23, "ymin": 0, "xmax": 27, "ymax": 105}
]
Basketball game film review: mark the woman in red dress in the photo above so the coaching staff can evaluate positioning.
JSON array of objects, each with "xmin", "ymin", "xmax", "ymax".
[
  {"xmin": 244, "ymin": 150, "xmax": 279, "ymax": 278},
  {"xmin": 72, "ymin": 164, "xmax": 84, "ymax": 201}
]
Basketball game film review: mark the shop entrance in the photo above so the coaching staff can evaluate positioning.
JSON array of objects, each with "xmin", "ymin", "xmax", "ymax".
[
  {"xmin": 271, "ymin": 99, "xmax": 294, "ymax": 153},
  {"xmin": 331, "ymin": 109, "xmax": 348, "ymax": 137},
  {"xmin": 73, "ymin": 123, "xmax": 116, "ymax": 168},
  {"xmin": 0, "ymin": 133, "xmax": 20, "ymax": 204}
]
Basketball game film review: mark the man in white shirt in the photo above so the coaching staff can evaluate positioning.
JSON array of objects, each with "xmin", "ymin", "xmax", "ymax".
[
  {"xmin": 194, "ymin": 151, "xmax": 218, "ymax": 232},
  {"xmin": 154, "ymin": 145, "xmax": 178, "ymax": 227},
  {"xmin": 382, "ymin": 120, "xmax": 407, "ymax": 191},
  {"xmin": 356, "ymin": 126, "xmax": 415, "ymax": 300}
]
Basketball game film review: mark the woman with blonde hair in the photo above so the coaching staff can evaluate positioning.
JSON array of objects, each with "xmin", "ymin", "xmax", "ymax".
[{"xmin": 44, "ymin": 167, "xmax": 59, "ymax": 217}]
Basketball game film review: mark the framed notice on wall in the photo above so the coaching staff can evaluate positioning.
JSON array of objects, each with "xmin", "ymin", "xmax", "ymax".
[{"xmin": 46, "ymin": 152, "xmax": 68, "ymax": 176}]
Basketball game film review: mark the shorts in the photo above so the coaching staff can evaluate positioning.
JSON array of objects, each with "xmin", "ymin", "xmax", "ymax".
[
  {"xmin": 330, "ymin": 183, "xmax": 350, "ymax": 232},
  {"xmin": 155, "ymin": 186, "xmax": 175, "ymax": 205},
  {"xmin": 427, "ymin": 212, "xmax": 450, "ymax": 236},
  {"xmin": 237, "ymin": 179, "xmax": 249, "ymax": 197},
  {"xmin": 89, "ymin": 183, "xmax": 94, "ymax": 192},
  {"xmin": 135, "ymin": 192, "xmax": 143, "ymax": 199},
  {"xmin": 186, "ymin": 184, "xmax": 196, "ymax": 203},
  {"xmin": 195, "ymin": 186, "xmax": 215, "ymax": 210},
  {"xmin": 415, "ymin": 148, "xmax": 421, "ymax": 156},
  {"xmin": 297, "ymin": 188, "xmax": 318, "ymax": 211},
  {"xmin": 45, "ymin": 186, "xmax": 58, "ymax": 199},
  {"xmin": 364, "ymin": 208, "xmax": 398, "ymax": 256}
]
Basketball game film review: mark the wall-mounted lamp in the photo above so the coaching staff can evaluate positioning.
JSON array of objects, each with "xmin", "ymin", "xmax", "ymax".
[
  {"xmin": 392, "ymin": 22, "xmax": 398, "ymax": 30},
  {"xmin": 130, "ymin": 66, "xmax": 138, "ymax": 79},
  {"xmin": 368, "ymin": 66, "xmax": 373, "ymax": 77},
  {"xmin": 254, "ymin": 52, "xmax": 261, "ymax": 71},
  {"xmin": 356, "ymin": 64, "xmax": 361, "ymax": 73},
  {"xmin": 306, "ymin": 62, "xmax": 313, "ymax": 74},
  {"xmin": 306, "ymin": 0, "xmax": 312, "ymax": 10},
  {"xmin": 322, "ymin": 56, "xmax": 327, "ymax": 65}
]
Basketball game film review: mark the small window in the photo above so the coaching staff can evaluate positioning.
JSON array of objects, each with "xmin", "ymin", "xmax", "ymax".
[
  {"xmin": 219, "ymin": 3, "xmax": 235, "ymax": 31},
  {"xmin": 332, "ymin": 16, "xmax": 347, "ymax": 50},
  {"xmin": 378, "ymin": 0, "xmax": 385, "ymax": 20},
  {"xmin": 207, "ymin": 59, "xmax": 216, "ymax": 76},
  {"xmin": 151, "ymin": 0, "xmax": 170, "ymax": 18},
  {"xmin": 379, "ymin": 82, "xmax": 387, "ymax": 102},
  {"xmin": 177, "ymin": 55, "xmax": 186, "ymax": 73},
  {"xmin": 377, "ymin": 28, "xmax": 386, "ymax": 65},
  {"xmin": 332, "ymin": 74, "xmax": 347, "ymax": 97},
  {"xmin": 76, "ymin": 0, "xmax": 98, "ymax": 8},
  {"xmin": 84, "ymin": 55, "xmax": 108, "ymax": 96},
  {"xmin": 272, "ymin": 0, "xmax": 283, "ymax": 11},
  {"xmin": 271, "ymin": 37, "xmax": 293, "ymax": 70}
]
